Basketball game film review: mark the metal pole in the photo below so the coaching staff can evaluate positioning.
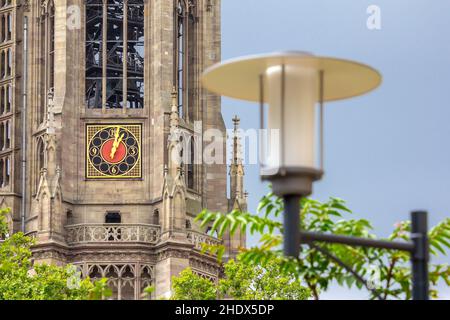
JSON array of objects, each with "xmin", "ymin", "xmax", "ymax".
[
  {"xmin": 259, "ymin": 74, "xmax": 265, "ymax": 168},
  {"xmin": 319, "ymin": 70, "xmax": 324, "ymax": 171},
  {"xmin": 283, "ymin": 195, "xmax": 301, "ymax": 257},
  {"xmin": 411, "ymin": 211, "xmax": 429, "ymax": 300},
  {"xmin": 301, "ymin": 231, "xmax": 414, "ymax": 252},
  {"xmin": 21, "ymin": 16, "xmax": 28, "ymax": 233}
]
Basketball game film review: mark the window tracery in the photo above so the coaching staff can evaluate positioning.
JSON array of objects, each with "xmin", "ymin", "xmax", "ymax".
[
  {"xmin": 86, "ymin": 0, "xmax": 145, "ymax": 110},
  {"xmin": 81, "ymin": 263, "xmax": 154, "ymax": 300},
  {"xmin": 34, "ymin": 136, "xmax": 45, "ymax": 192}
]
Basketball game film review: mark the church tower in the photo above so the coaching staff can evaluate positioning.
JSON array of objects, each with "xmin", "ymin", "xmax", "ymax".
[
  {"xmin": 225, "ymin": 116, "xmax": 247, "ymax": 259},
  {"xmin": 0, "ymin": 0, "xmax": 245, "ymax": 300}
]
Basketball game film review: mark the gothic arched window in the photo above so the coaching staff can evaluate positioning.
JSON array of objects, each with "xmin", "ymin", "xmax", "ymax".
[
  {"xmin": 38, "ymin": 1, "xmax": 55, "ymax": 125},
  {"xmin": 175, "ymin": 0, "xmax": 196, "ymax": 121},
  {"xmin": 0, "ymin": 159, "xmax": 3, "ymax": 187},
  {"xmin": 48, "ymin": 3, "xmax": 55, "ymax": 90},
  {"xmin": 187, "ymin": 136, "xmax": 195, "ymax": 189},
  {"xmin": 38, "ymin": 139, "xmax": 45, "ymax": 169},
  {"xmin": 84, "ymin": 263, "xmax": 150, "ymax": 300},
  {"xmin": 35, "ymin": 137, "xmax": 45, "ymax": 191},
  {"xmin": 0, "ymin": 86, "xmax": 4, "ymax": 114},
  {"xmin": 0, "ymin": 154, "xmax": 10, "ymax": 188},
  {"xmin": 0, "ymin": 49, "xmax": 6, "ymax": 78},
  {"xmin": 0, "ymin": 84, "xmax": 11, "ymax": 115},
  {"xmin": 0, "ymin": 122, "xmax": 4, "ymax": 150},
  {"xmin": 0, "ymin": 14, "xmax": 6, "ymax": 43},
  {"xmin": 4, "ymin": 156, "xmax": 9, "ymax": 186},
  {"xmin": 5, "ymin": 119, "xmax": 9, "ymax": 149},
  {"xmin": 86, "ymin": 0, "xmax": 145, "ymax": 110}
]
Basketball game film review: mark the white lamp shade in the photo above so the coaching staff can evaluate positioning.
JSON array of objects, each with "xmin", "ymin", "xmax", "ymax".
[
  {"xmin": 201, "ymin": 52, "xmax": 382, "ymax": 176},
  {"xmin": 265, "ymin": 65, "xmax": 318, "ymax": 169}
]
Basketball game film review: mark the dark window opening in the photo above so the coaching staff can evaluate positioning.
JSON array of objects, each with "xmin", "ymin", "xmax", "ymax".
[
  {"xmin": 105, "ymin": 212, "xmax": 121, "ymax": 224},
  {"xmin": 38, "ymin": 2, "xmax": 55, "ymax": 125},
  {"xmin": 66, "ymin": 209, "xmax": 74, "ymax": 225},
  {"xmin": 153, "ymin": 209, "xmax": 159, "ymax": 225},
  {"xmin": 187, "ymin": 138, "xmax": 195, "ymax": 189},
  {"xmin": 105, "ymin": 212, "xmax": 121, "ymax": 241},
  {"xmin": 175, "ymin": 0, "xmax": 196, "ymax": 121},
  {"xmin": 48, "ymin": 4, "xmax": 55, "ymax": 90}
]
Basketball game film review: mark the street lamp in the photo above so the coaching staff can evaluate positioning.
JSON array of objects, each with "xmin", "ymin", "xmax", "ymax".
[
  {"xmin": 202, "ymin": 51, "xmax": 430, "ymax": 300},
  {"xmin": 202, "ymin": 51, "xmax": 382, "ymax": 256}
]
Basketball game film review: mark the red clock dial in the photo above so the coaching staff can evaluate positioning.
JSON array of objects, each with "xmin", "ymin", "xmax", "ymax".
[
  {"xmin": 87, "ymin": 124, "xmax": 142, "ymax": 179},
  {"xmin": 101, "ymin": 139, "xmax": 127, "ymax": 164}
]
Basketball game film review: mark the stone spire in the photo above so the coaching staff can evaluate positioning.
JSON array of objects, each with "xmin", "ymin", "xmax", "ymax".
[
  {"xmin": 168, "ymin": 87, "xmax": 183, "ymax": 178},
  {"xmin": 225, "ymin": 116, "xmax": 247, "ymax": 260},
  {"xmin": 162, "ymin": 88, "xmax": 187, "ymax": 235},
  {"xmin": 45, "ymin": 89, "xmax": 58, "ymax": 177},
  {"xmin": 32, "ymin": 90, "xmax": 64, "ymax": 249},
  {"xmin": 230, "ymin": 116, "xmax": 246, "ymax": 204}
]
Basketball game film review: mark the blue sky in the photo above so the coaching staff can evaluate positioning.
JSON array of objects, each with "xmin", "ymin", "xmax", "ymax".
[{"xmin": 220, "ymin": 0, "xmax": 450, "ymax": 299}]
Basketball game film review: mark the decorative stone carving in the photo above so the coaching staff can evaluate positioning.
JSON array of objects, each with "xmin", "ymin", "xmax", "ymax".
[
  {"xmin": 187, "ymin": 230, "xmax": 222, "ymax": 251},
  {"xmin": 157, "ymin": 248, "xmax": 191, "ymax": 261},
  {"xmin": 66, "ymin": 224, "xmax": 161, "ymax": 245},
  {"xmin": 68, "ymin": 251, "xmax": 157, "ymax": 264},
  {"xmin": 75, "ymin": 262, "xmax": 155, "ymax": 300},
  {"xmin": 190, "ymin": 257, "xmax": 220, "ymax": 276}
]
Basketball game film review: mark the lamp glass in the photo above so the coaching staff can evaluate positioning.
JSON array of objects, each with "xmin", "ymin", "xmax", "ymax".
[{"xmin": 265, "ymin": 65, "xmax": 318, "ymax": 170}]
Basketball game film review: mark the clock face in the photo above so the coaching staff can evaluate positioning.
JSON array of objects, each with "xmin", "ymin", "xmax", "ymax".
[{"xmin": 86, "ymin": 124, "xmax": 142, "ymax": 179}]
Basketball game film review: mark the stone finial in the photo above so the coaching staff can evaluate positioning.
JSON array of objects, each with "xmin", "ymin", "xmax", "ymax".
[
  {"xmin": 177, "ymin": 165, "xmax": 185, "ymax": 177},
  {"xmin": 171, "ymin": 87, "xmax": 178, "ymax": 112},
  {"xmin": 170, "ymin": 87, "xmax": 180, "ymax": 129},
  {"xmin": 46, "ymin": 88, "xmax": 56, "ymax": 134},
  {"xmin": 231, "ymin": 115, "xmax": 243, "ymax": 166},
  {"xmin": 232, "ymin": 115, "xmax": 240, "ymax": 131}
]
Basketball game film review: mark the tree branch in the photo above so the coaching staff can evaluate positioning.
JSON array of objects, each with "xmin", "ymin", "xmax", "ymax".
[{"xmin": 383, "ymin": 257, "xmax": 398, "ymax": 300}]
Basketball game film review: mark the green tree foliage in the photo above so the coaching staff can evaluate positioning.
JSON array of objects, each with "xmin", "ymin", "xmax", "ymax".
[
  {"xmin": 0, "ymin": 208, "xmax": 111, "ymax": 300},
  {"xmin": 170, "ymin": 257, "xmax": 310, "ymax": 300},
  {"xmin": 171, "ymin": 268, "xmax": 217, "ymax": 300},
  {"xmin": 196, "ymin": 193, "xmax": 450, "ymax": 300},
  {"xmin": 219, "ymin": 257, "xmax": 310, "ymax": 300}
]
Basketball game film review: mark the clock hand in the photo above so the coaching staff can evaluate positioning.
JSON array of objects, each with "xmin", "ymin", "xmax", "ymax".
[
  {"xmin": 110, "ymin": 127, "xmax": 124, "ymax": 159},
  {"xmin": 117, "ymin": 133, "xmax": 125, "ymax": 144}
]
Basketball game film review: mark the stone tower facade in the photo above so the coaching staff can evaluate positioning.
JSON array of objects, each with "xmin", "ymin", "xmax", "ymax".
[{"xmin": 0, "ymin": 0, "xmax": 246, "ymax": 300}]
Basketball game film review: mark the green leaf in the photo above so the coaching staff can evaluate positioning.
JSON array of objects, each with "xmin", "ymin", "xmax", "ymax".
[
  {"xmin": 430, "ymin": 239, "xmax": 447, "ymax": 255},
  {"xmin": 218, "ymin": 218, "xmax": 231, "ymax": 238},
  {"xmin": 211, "ymin": 214, "xmax": 224, "ymax": 233}
]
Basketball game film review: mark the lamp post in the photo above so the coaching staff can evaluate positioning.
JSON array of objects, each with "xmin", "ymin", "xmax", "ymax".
[
  {"xmin": 202, "ymin": 51, "xmax": 430, "ymax": 300},
  {"xmin": 202, "ymin": 52, "xmax": 381, "ymax": 256}
]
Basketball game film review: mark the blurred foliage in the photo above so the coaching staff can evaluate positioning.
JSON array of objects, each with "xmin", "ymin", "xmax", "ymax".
[
  {"xmin": 169, "ymin": 257, "xmax": 310, "ymax": 300},
  {"xmin": 0, "ymin": 208, "xmax": 111, "ymax": 300},
  {"xmin": 196, "ymin": 192, "xmax": 450, "ymax": 300}
]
